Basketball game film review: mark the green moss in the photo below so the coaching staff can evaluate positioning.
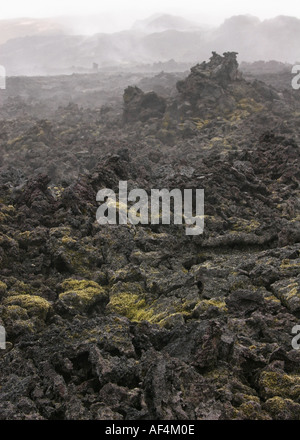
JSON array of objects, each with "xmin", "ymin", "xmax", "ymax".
[
  {"xmin": 161, "ymin": 113, "xmax": 171, "ymax": 129},
  {"xmin": 286, "ymin": 284, "xmax": 298, "ymax": 300},
  {"xmin": 236, "ymin": 398, "xmax": 271, "ymax": 420},
  {"xmin": 61, "ymin": 279, "xmax": 97, "ymax": 291},
  {"xmin": 207, "ymin": 136, "xmax": 231, "ymax": 150},
  {"xmin": 8, "ymin": 280, "xmax": 33, "ymax": 296},
  {"xmin": 108, "ymin": 289, "xmax": 181, "ymax": 325},
  {"xmin": 272, "ymin": 279, "xmax": 300, "ymax": 310},
  {"xmin": 0, "ymin": 204, "xmax": 15, "ymax": 223},
  {"xmin": 108, "ymin": 281, "xmax": 199, "ymax": 326},
  {"xmin": 60, "ymin": 247, "xmax": 96, "ymax": 276},
  {"xmin": 59, "ymin": 279, "xmax": 107, "ymax": 313},
  {"xmin": 259, "ymin": 371, "xmax": 300, "ymax": 399},
  {"xmin": 290, "ymin": 214, "xmax": 300, "ymax": 223},
  {"xmin": 227, "ymin": 99, "xmax": 264, "ymax": 125},
  {"xmin": 237, "ymin": 98, "xmax": 264, "ymax": 113},
  {"xmin": 9, "ymin": 320, "xmax": 35, "ymax": 334},
  {"xmin": 280, "ymin": 259, "xmax": 300, "ymax": 270},
  {"xmin": 13, "ymin": 231, "xmax": 34, "ymax": 248},
  {"xmin": 195, "ymin": 298, "xmax": 227, "ymax": 313},
  {"xmin": 230, "ymin": 278, "xmax": 256, "ymax": 291},
  {"xmin": 191, "ymin": 117, "xmax": 210, "ymax": 130},
  {"xmin": 61, "ymin": 236, "xmax": 77, "ymax": 246},
  {"xmin": 264, "ymin": 295, "xmax": 281, "ymax": 304},
  {"xmin": 1, "ymin": 297, "xmax": 50, "ymax": 336},
  {"xmin": 264, "ymin": 396, "xmax": 289, "ymax": 412},
  {"xmin": 242, "ymin": 394, "xmax": 260, "ymax": 403},
  {"xmin": 2, "ymin": 304, "xmax": 29, "ymax": 321},
  {"xmin": 51, "ymin": 186, "xmax": 65, "ymax": 198},
  {"xmin": 108, "ymin": 292, "xmax": 154, "ymax": 322},
  {"xmin": 50, "ymin": 226, "xmax": 72, "ymax": 239},
  {"xmin": 263, "ymin": 396, "xmax": 300, "ymax": 419},
  {"xmin": 19, "ymin": 231, "xmax": 31, "ymax": 239},
  {"xmin": 50, "ymin": 228, "xmax": 102, "ymax": 276},
  {"xmin": 6, "ymin": 135, "xmax": 24, "ymax": 146},
  {"xmin": 237, "ymin": 402, "xmax": 260, "ymax": 419},
  {"xmin": 204, "ymin": 367, "xmax": 230, "ymax": 380},
  {"xmin": 228, "ymin": 109, "xmax": 249, "ymax": 123},
  {"xmin": 0, "ymin": 281, "xmax": 7, "ymax": 295},
  {"xmin": 4, "ymin": 295, "xmax": 51, "ymax": 320},
  {"xmin": 232, "ymin": 218, "xmax": 260, "ymax": 233}
]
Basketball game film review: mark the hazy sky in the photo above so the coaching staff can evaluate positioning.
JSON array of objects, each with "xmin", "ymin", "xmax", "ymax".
[{"xmin": 1, "ymin": 0, "xmax": 300, "ymax": 29}]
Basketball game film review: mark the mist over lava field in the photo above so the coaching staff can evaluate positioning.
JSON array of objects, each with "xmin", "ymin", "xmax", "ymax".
[{"xmin": 0, "ymin": 7, "xmax": 300, "ymax": 421}]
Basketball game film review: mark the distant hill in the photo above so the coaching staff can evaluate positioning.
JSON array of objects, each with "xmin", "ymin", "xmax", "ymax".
[
  {"xmin": 132, "ymin": 13, "xmax": 201, "ymax": 33},
  {"xmin": 0, "ymin": 14, "xmax": 300, "ymax": 75},
  {"xmin": 0, "ymin": 18, "xmax": 65, "ymax": 45},
  {"xmin": 208, "ymin": 15, "xmax": 300, "ymax": 62}
]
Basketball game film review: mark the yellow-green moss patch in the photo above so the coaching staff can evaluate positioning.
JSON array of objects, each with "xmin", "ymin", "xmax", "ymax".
[
  {"xmin": 195, "ymin": 298, "xmax": 228, "ymax": 314},
  {"xmin": 59, "ymin": 279, "xmax": 108, "ymax": 313},
  {"xmin": 259, "ymin": 371, "xmax": 300, "ymax": 399},
  {"xmin": 108, "ymin": 292, "xmax": 154, "ymax": 322},
  {"xmin": 4, "ymin": 295, "xmax": 51, "ymax": 320},
  {"xmin": 232, "ymin": 218, "xmax": 260, "ymax": 233},
  {"xmin": 263, "ymin": 396, "xmax": 300, "ymax": 419},
  {"xmin": 0, "ymin": 281, "xmax": 7, "ymax": 295}
]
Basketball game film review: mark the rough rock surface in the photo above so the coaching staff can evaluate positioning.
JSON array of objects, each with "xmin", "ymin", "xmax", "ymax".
[
  {"xmin": 123, "ymin": 86, "xmax": 167, "ymax": 123},
  {"xmin": 0, "ymin": 53, "xmax": 299, "ymax": 420}
]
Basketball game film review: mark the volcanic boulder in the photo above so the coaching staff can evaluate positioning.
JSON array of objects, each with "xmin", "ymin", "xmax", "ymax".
[{"xmin": 123, "ymin": 86, "xmax": 167, "ymax": 123}]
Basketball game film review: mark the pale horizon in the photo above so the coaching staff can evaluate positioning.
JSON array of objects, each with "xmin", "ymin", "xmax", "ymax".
[{"xmin": 0, "ymin": 0, "xmax": 300, "ymax": 34}]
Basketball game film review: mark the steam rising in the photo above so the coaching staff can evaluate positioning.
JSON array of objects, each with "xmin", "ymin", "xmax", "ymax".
[{"xmin": 0, "ymin": 13, "xmax": 300, "ymax": 75}]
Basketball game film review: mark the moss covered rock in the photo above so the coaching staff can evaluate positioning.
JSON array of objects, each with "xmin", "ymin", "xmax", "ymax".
[
  {"xmin": 259, "ymin": 371, "xmax": 300, "ymax": 400},
  {"xmin": 4, "ymin": 295, "xmax": 51, "ymax": 320},
  {"xmin": 263, "ymin": 396, "xmax": 300, "ymax": 420},
  {"xmin": 58, "ymin": 279, "xmax": 109, "ymax": 315},
  {"xmin": 271, "ymin": 277, "xmax": 300, "ymax": 313},
  {"xmin": 2, "ymin": 295, "xmax": 51, "ymax": 337},
  {"xmin": 0, "ymin": 281, "xmax": 7, "ymax": 297}
]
